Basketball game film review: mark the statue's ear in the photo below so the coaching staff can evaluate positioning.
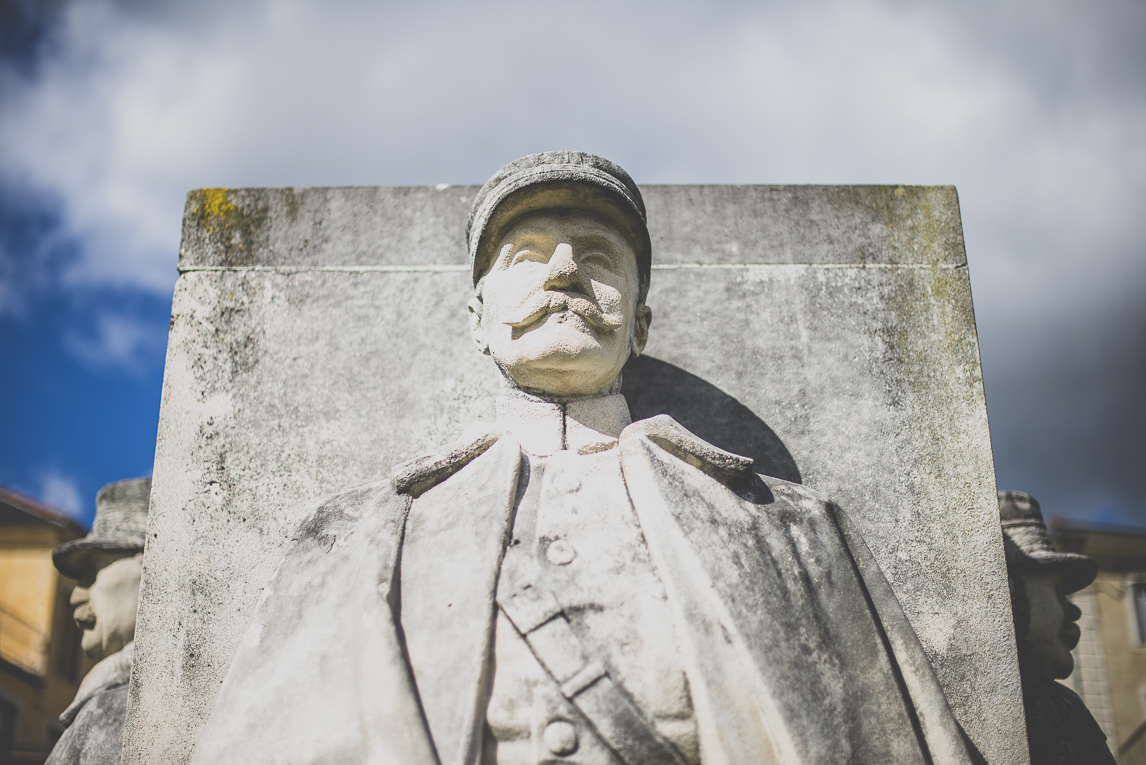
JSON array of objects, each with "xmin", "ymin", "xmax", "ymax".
[
  {"xmin": 630, "ymin": 304, "xmax": 652, "ymax": 358},
  {"xmin": 468, "ymin": 291, "xmax": 491, "ymax": 355}
]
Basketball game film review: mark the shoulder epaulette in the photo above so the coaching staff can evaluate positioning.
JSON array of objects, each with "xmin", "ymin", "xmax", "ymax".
[
  {"xmin": 620, "ymin": 415, "xmax": 754, "ymax": 484},
  {"xmin": 391, "ymin": 426, "xmax": 507, "ymax": 497}
]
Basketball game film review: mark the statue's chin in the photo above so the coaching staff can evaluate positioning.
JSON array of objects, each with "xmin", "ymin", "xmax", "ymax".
[
  {"xmin": 81, "ymin": 628, "xmax": 106, "ymax": 662},
  {"xmin": 492, "ymin": 320, "xmax": 628, "ymax": 398},
  {"xmin": 496, "ymin": 348, "xmax": 626, "ymax": 399}
]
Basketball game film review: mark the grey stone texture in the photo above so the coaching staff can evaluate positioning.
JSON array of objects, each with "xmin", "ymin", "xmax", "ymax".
[
  {"xmin": 47, "ymin": 643, "xmax": 133, "ymax": 765},
  {"xmin": 124, "ymin": 184, "xmax": 1026, "ymax": 765}
]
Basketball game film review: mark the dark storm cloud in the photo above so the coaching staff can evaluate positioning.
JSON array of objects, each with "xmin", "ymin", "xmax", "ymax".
[{"xmin": 984, "ymin": 277, "xmax": 1146, "ymax": 521}]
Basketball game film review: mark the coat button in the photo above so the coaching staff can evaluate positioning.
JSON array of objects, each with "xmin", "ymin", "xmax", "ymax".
[
  {"xmin": 545, "ymin": 540, "xmax": 576, "ymax": 566},
  {"xmin": 544, "ymin": 719, "xmax": 578, "ymax": 756},
  {"xmin": 551, "ymin": 472, "xmax": 581, "ymax": 494}
]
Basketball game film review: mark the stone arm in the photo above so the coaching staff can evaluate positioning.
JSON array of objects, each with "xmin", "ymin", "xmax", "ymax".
[
  {"xmin": 188, "ymin": 481, "xmax": 439, "ymax": 765},
  {"xmin": 618, "ymin": 419, "xmax": 976, "ymax": 765},
  {"xmin": 45, "ymin": 685, "xmax": 129, "ymax": 765},
  {"xmin": 826, "ymin": 500, "xmax": 985, "ymax": 765}
]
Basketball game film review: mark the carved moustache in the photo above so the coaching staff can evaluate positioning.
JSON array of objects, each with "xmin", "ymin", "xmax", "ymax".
[{"xmin": 502, "ymin": 292, "xmax": 622, "ymax": 331}]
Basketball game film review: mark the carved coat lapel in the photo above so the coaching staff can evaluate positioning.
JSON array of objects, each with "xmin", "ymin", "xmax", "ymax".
[
  {"xmin": 618, "ymin": 431, "xmax": 973, "ymax": 765},
  {"xmin": 191, "ymin": 480, "xmax": 440, "ymax": 765},
  {"xmin": 400, "ymin": 436, "xmax": 522, "ymax": 765}
]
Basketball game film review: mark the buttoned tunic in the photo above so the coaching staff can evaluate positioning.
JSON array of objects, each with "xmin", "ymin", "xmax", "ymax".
[{"xmin": 483, "ymin": 448, "xmax": 698, "ymax": 764}]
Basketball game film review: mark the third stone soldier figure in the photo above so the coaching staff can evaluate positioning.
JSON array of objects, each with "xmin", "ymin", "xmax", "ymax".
[
  {"xmin": 47, "ymin": 479, "xmax": 150, "ymax": 765},
  {"xmin": 999, "ymin": 490, "xmax": 1116, "ymax": 765}
]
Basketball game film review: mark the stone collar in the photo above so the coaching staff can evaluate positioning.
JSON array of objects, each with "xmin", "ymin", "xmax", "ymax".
[
  {"xmin": 495, "ymin": 387, "xmax": 632, "ymax": 456},
  {"xmin": 60, "ymin": 641, "xmax": 133, "ymax": 726}
]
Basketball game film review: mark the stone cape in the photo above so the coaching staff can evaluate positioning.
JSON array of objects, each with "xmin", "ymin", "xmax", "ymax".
[
  {"xmin": 190, "ymin": 418, "xmax": 973, "ymax": 765},
  {"xmin": 47, "ymin": 643, "xmax": 133, "ymax": 765},
  {"xmin": 1020, "ymin": 669, "xmax": 1116, "ymax": 765}
]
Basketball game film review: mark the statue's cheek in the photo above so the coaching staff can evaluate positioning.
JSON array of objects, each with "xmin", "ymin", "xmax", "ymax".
[{"xmin": 591, "ymin": 283, "xmax": 627, "ymax": 318}]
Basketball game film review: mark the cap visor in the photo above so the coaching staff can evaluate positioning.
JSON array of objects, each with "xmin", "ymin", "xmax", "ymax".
[
  {"xmin": 1012, "ymin": 551, "xmax": 1099, "ymax": 594},
  {"xmin": 52, "ymin": 539, "xmax": 142, "ymax": 581}
]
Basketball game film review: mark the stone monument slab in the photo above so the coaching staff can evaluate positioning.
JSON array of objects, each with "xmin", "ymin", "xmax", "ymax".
[{"xmin": 123, "ymin": 183, "xmax": 1026, "ymax": 764}]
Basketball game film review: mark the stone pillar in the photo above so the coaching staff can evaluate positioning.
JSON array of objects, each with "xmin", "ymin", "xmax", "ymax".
[{"xmin": 123, "ymin": 184, "xmax": 1027, "ymax": 765}]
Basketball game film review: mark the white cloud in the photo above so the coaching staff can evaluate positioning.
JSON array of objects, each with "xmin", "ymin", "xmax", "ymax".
[
  {"xmin": 39, "ymin": 470, "xmax": 84, "ymax": 519},
  {"xmin": 64, "ymin": 311, "xmax": 168, "ymax": 376}
]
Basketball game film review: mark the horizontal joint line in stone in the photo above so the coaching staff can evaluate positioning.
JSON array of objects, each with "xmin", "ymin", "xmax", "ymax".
[
  {"xmin": 181, "ymin": 265, "xmax": 471, "ymax": 273},
  {"xmin": 181, "ymin": 262, "xmax": 962, "ymax": 274},
  {"xmin": 650, "ymin": 262, "xmax": 962, "ymax": 270}
]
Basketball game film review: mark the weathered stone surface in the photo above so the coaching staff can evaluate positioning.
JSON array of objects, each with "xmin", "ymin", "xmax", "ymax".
[
  {"xmin": 45, "ymin": 681, "xmax": 129, "ymax": 765},
  {"xmin": 46, "ymin": 642, "xmax": 134, "ymax": 765},
  {"xmin": 124, "ymin": 184, "xmax": 1025, "ymax": 765}
]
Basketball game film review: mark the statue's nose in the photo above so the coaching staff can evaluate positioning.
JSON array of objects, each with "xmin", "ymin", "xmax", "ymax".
[{"xmin": 543, "ymin": 243, "xmax": 583, "ymax": 292}]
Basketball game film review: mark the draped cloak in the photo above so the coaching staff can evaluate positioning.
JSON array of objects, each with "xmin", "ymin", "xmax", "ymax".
[{"xmin": 190, "ymin": 416, "xmax": 973, "ymax": 765}]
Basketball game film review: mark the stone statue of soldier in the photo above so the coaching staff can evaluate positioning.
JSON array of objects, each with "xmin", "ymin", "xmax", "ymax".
[
  {"xmin": 46, "ymin": 478, "xmax": 150, "ymax": 765},
  {"xmin": 192, "ymin": 152, "xmax": 975, "ymax": 765},
  {"xmin": 999, "ymin": 491, "xmax": 1115, "ymax": 765}
]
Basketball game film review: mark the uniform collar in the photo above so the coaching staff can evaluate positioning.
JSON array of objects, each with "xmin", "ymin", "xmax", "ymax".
[
  {"xmin": 496, "ymin": 387, "xmax": 632, "ymax": 456},
  {"xmin": 60, "ymin": 641, "xmax": 133, "ymax": 726}
]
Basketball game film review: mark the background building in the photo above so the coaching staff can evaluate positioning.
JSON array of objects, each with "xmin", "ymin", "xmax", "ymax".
[
  {"xmin": 1054, "ymin": 520, "xmax": 1146, "ymax": 763},
  {"xmin": 0, "ymin": 486, "xmax": 88, "ymax": 764}
]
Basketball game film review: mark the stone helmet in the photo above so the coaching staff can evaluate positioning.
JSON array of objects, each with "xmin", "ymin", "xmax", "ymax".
[
  {"xmin": 52, "ymin": 478, "xmax": 151, "ymax": 581},
  {"xmin": 998, "ymin": 490, "xmax": 1097, "ymax": 594},
  {"xmin": 466, "ymin": 151, "xmax": 652, "ymax": 303}
]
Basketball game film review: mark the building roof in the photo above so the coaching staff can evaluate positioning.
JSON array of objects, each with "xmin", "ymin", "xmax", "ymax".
[
  {"xmin": 0, "ymin": 484, "xmax": 86, "ymax": 537},
  {"xmin": 1051, "ymin": 518, "xmax": 1146, "ymax": 572}
]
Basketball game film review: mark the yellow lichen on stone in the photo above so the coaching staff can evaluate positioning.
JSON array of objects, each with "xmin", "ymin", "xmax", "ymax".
[
  {"xmin": 187, "ymin": 187, "xmax": 267, "ymax": 266},
  {"xmin": 193, "ymin": 188, "xmax": 239, "ymax": 235}
]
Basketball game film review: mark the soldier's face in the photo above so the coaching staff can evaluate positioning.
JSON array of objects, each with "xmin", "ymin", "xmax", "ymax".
[
  {"xmin": 71, "ymin": 551, "xmax": 143, "ymax": 662},
  {"xmin": 1020, "ymin": 570, "xmax": 1081, "ymax": 680},
  {"xmin": 473, "ymin": 211, "xmax": 649, "ymax": 397}
]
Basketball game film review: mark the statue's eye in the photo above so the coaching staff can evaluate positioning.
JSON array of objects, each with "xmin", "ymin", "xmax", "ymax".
[{"xmin": 581, "ymin": 251, "xmax": 612, "ymax": 269}]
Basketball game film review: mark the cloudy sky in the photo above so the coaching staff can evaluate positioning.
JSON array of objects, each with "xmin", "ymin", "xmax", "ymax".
[{"xmin": 1, "ymin": 0, "xmax": 1142, "ymax": 528}]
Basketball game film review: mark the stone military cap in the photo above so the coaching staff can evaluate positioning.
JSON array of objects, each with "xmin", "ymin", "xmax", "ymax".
[
  {"xmin": 998, "ymin": 490, "xmax": 1097, "ymax": 594},
  {"xmin": 466, "ymin": 150, "xmax": 652, "ymax": 302},
  {"xmin": 53, "ymin": 478, "xmax": 151, "ymax": 581}
]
